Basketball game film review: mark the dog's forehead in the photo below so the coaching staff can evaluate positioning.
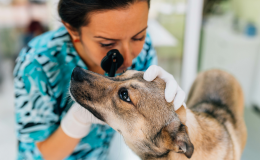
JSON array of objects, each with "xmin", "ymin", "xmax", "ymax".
[
  {"xmin": 113, "ymin": 70, "xmax": 166, "ymax": 90},
  {"xmin": 115, "ymin": 70, "xmax": 144, "ymax": 80}
]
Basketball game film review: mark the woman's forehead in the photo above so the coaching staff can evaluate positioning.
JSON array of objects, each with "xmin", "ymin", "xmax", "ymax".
[{"xmin": 81, "ymin": 1, "xmax": 149, "ymax": 39}]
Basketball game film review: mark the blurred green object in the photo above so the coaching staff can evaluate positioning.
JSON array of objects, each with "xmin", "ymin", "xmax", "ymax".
[
  {"xmin": 156, "ymin": 13, "xmax": 185, "ymax": 59},
  {"xmin": 149, "ymin": 0, "xmax": 187, "ymax": 81},
  {"xmin": 0, "ymin": 27, "xmax": 23, "ymax": 59},
  {"xmin": 203, "ymin": 0, "xmax": 229, "ymax": 16},
  {"xmin": 0, "ymin": 55, "xmax": 2, "ymax": 88},
  {"xmin": 231, "ymin": 0, "xmax": 260, "ymax": 33}
]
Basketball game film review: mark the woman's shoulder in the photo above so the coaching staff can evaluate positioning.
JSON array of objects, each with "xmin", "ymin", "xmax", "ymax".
[
  {"xmin": 28, "ymin": 26, "xmax": 70, "ymax": 49},
  {"xmin": 13, "ymin": 26, "xmax": 75, "ymax": 80}
]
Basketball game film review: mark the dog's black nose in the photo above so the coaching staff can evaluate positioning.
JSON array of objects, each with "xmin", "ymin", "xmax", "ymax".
[{"xmin": 71, "ymin": 67, "xmax": 86, "ymax": 82}]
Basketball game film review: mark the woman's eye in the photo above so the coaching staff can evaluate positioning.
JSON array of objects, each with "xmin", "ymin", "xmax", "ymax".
[
  {"xmin": 132, "ymin": 35, "xmax": 145, "ymax": 41},
  {"xmin": 100, "ymin": 43, "xmax": 114, "ymax": 47},
  {"xmin": 119, "ymin": 90, "xmax": 131, "ymax": 102}
]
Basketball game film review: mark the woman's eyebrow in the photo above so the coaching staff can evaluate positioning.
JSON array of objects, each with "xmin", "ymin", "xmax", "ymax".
[
  {"xmin": 132, "ymin": 26, "xmax": 148, "ymax": 37},
  {"xmin": 94, "ymin": 26, "xmax": 148, "ymax": 41},
  {"xmin": 94, "ymin": 36, "xmax": 120, "ymax": 41}
]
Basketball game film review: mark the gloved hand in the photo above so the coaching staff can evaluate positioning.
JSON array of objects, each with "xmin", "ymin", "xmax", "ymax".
[
  {"xmin": 143, "ymin": 65, "xmax": 186, "ymax": 111},
  {"xmin": 61, "ymin": 103, "xmax": 106, "ymax": 139}
]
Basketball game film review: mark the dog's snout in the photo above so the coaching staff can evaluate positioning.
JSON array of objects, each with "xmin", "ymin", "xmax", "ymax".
[{"xmin": 71, "ymin": 67, "xmax": 86, "ymax": 82}]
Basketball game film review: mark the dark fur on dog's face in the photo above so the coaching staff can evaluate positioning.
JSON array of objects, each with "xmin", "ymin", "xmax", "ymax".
[{"xmin": 70, "ymin": 67, "xmax": 194, "ymax": 159}]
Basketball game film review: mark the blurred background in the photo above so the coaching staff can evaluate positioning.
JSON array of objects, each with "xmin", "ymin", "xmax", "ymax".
[{"xmin": 0, "ymin": 0, "xmax": 259, "ymax": 159}]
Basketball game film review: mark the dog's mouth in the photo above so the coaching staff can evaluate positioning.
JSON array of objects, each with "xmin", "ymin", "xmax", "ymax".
[
  {"xmin": 69, "ymin": 87, "xmax": 106, "ymax": 122},
  {"xmin": 69, "ymin": 88, "xmax": 76, "ymax": 102},
  {"xmin": 81, "ymin": 103, "xmax": 106, "ymax": 122}
]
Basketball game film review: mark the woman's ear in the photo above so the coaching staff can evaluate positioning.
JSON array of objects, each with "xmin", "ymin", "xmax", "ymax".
[{"xmin": 62, "ymin": 21, "xmax": 80, "ymax": 41}]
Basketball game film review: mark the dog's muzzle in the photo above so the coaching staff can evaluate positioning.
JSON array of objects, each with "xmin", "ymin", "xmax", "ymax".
[{"xmin": 71, "ymin": 66, "xmax": 86, "ymax": 82}]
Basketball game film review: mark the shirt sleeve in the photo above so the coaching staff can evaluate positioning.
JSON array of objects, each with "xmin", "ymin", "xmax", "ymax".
[
  {"xmin": 130, "ymin": 32, "xmax": 158, "ymax": 71},
  {"xmin": 13, "ymin": 47, "xmax": 60, "ymax": 144}
]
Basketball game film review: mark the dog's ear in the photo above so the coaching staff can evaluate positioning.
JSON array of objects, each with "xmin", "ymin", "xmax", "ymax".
[
  {"xmin": 162, "ymin": 114, "xmax": 194, "ymax": 158},
  {"xmin": 175, "ymin": 105, "xmax": 187, "ymax": 125}
]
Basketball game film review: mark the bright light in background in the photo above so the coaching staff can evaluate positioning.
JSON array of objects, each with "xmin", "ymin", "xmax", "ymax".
[
  {"xmin": 0, "ymin": 0, "xmax": 12, "ymax": 5},
  {"xmin": 181, "ymin": 0, "xmax": 203, "ymax": 94},
  {"xmin": 159, "ymin": 2, "xmax": 186, "ymax": 15},
  {"xmin": 47, "ymin": 0, "xmax": 62, "ymax": 30},
  {"xmin": 148, "ymin": 19, "xmax": 178, "ymax": 47},
  {"xmin": 0, "ymin": 3, "xmax": 48, "ymax": 27}
]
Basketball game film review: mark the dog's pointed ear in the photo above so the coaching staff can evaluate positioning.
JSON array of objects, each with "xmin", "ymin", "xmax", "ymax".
[
  {"xmin": 175, "ymin": 105, "xmax": 187, "ymax": 125},
  {"xmin": 164, "ymin": 122, "xmax": 194, "ymax": 158},
  {"xmin": 175, "ymin": 136, "xmax": 194, "ymax": 158},
  {"xmin": 162, "ymin": 106, "xmax": 194, "ymax": 158}
]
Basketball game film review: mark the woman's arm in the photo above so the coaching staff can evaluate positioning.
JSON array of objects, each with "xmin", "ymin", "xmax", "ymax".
[
  {"xmin": 36, "ymin": 103, "xmax": 105, "ymax": 160},
  {"xmin": 36, "ymin": 126, "xmax": 80, "ymax": 160},
  {"xmin": 14, "ymin": 52, "xmax": 104, "ymax": 159}
]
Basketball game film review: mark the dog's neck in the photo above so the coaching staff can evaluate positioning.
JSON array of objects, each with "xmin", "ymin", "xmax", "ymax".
[
  {"xmin": 142, "ymin": 109, "xmax": 205, "ymax": 160},
  {"xmin": 152, "ymin": 109, "xmax": 197, "ymax": 160},
  {"xmin": 168, "ymin": 109, "xmax": 201, "ymax": 159},
  {"xmin": 167, "ymin": 108, "xmax": 224, "ymax": 160}
]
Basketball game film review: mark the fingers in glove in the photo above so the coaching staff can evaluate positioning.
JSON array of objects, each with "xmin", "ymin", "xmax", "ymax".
[
  {"xmin": 143, "ymin": 65, "xmax": 160, "ymax": 81},
  {"xmin": 144, "ymin": 65, "xmax": 174, "ymax": 83},
  {"xmin": 158, "ymin": 67, "xmax": 179, "ymax": 103},
  {"xmin": 164, "ymin": 75, "xmax": 178, "ymax": 103},
  {"xmin": 173, "ymin": 86, "xmax": 186, "ymax": 110},
  {"xmin": 144, "ymin": 65, "xmax": 179, "ymax": 102}
]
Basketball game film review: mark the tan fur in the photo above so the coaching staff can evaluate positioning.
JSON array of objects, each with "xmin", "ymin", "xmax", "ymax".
[
  {"xmin": 70, "ymin": 68, "xmax": 247, "ymax": 160},
  {"xmin": 186, "ymin": 70, "xmax": 247, "ymax": 160}
]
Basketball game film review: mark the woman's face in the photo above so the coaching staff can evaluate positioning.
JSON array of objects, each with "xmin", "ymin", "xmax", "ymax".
[{"xmin": 67, "ymin": 1, "xmax": 149, "ymax": 74}]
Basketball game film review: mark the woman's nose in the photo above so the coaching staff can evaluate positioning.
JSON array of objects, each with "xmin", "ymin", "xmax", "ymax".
[{"xmin": 120, "ymin": 43, "xmax": 133, "ymax": 68}]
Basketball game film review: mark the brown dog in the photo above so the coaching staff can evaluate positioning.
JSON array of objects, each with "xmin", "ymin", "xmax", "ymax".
[{"xmin": 70, "ymin": 67, "xmax": 247, "ymax": 160}]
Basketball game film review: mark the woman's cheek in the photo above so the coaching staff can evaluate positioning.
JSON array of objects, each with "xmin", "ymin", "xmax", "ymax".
[
  {"xmin": 133, "ymin": 41, "xmax": 145, "ymax": 58},
  {"xmin": 89, "ymin": 45, "xmax": 107, "ymax": 64},
  {"xmin": 97, "ymin": 49, "xmax": 108, "ymax": 63}
]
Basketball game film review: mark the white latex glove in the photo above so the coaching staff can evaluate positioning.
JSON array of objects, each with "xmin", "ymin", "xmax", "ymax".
[
  {"xmin": 61, "ymin": 103, "xmax": 106, "ymax": 139},
  {"xmin": 143, "ymin": 65, "xmax": 186, "ymax": 111}
]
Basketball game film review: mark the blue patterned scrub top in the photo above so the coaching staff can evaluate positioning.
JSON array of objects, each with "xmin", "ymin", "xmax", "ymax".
[{"xmin": 13, "ymin": 26, "xmax": 157, "ymax": 160}]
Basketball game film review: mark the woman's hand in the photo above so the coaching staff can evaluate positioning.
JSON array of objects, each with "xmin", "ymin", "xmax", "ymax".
[
  {"xmin": 61, "ymin": 103, "xmax": 106, "ymax": 139},
  {"xmin": 37, "ymin": 103, "xmax": 105, "ymax": 160},
  {"xmin": 143, "ymin": 65, "xmax": 186, "ymax": 111}
]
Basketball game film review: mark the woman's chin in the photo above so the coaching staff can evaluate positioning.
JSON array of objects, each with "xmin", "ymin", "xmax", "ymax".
[
  {"xmin": 116, "ymin": 68, "xmax": 127, "ymax": 74},
  {"xmin": 116, "ymin": 70, "xmax": 123, "ymax": 74}
]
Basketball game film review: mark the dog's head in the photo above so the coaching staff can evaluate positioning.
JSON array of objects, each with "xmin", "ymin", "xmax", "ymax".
[{"xmin": 70, "ymin": 67, "xmax": 194, "ymax": 159}]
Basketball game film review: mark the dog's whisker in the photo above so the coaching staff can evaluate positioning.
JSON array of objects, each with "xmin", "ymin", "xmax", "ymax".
[
  {"xmin": 65, "ymin": 94, "xmax": 72, "ymax": 101},
  {"xmin": 63, "ymin": 89, "xmax": 76, "ymax": 107},
  {"xmin": 90, "ymin": 100, "xmax": 96, "ymax": 123},
  {"xmin": 84, "ymin": 97, "xmax": 95, "ymax": 123}
]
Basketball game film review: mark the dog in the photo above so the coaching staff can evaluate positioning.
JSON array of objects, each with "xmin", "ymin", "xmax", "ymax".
[{"xmin": 69, "ymin": 67, "xmax": 247, "ymax": 160}]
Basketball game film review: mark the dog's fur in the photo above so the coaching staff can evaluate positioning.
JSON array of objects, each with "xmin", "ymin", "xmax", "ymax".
[{"xmin": 70, "ymin": 67, "xmax": 247, "ymax": 160}]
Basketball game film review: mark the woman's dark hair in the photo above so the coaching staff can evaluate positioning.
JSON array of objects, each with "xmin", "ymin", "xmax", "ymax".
[{"xmin": 58, "ymin": 0, "xmax": 150, "ymax": 30}]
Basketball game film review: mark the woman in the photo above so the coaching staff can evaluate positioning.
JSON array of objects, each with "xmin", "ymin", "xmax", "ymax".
[{"xmin": 13, "ymin": 0, "xmax": 185, "ymax": 159}]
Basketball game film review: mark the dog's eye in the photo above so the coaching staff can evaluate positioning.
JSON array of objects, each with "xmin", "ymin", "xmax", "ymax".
[{"xmin": 119, "ymin": 89, "xmax": 131, "ymax": 102}]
